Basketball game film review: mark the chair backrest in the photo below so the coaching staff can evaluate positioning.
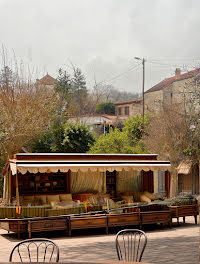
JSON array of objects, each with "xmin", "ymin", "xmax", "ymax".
[
  {"xmin": 115, "ymin": 229, "xmax": 147, "ymax": 262},
  {"xmin": 9, "ymin": 238, "xmax": 59, "ymax": 262}
]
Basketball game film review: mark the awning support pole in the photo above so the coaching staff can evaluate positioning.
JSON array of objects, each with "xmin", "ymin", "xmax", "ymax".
[{"xmin": 16, "ymin": 170, "xmax": 20, "ymax": 207}]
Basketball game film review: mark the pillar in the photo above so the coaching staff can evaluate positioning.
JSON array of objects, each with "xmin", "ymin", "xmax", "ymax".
[{"xmin": 153, "ymin": 170, "xmax": 159, "ymax": 193}]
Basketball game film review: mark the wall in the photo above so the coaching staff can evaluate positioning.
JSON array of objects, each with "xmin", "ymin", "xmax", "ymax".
[
  {"xmin": 144, "ymin": 90, "xmax": 163, "ymax": 113},
  {"xmin": 115, "ymin": 102, "xmax": 142, "ymax": 121}
]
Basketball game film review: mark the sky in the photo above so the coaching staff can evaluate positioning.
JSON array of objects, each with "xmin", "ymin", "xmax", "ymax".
[{"xmin": 0, "ymin": 0, "xmax": 200, "ymax": 93}]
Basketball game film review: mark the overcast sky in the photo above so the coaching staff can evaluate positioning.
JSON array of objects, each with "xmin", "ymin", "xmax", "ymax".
[{"xmin": 0, "ymin": 0, "xmax": 200, "ymax": 93}]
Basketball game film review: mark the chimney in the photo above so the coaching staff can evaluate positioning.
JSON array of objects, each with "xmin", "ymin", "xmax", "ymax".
[{"xmin": 175, "ymin": 68, "xmax": 181, "ymax": 79}]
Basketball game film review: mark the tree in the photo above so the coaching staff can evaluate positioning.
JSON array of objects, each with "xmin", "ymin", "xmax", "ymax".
[
  {"xmin": 32, "ymin": 122, "xmax": 95, "ymax": 153},
  {"xmin": 123, "ymin": 114, "xmax": 149, "ymax": 143},
  {"xmin": 144, "ymin": 107, "xmax": 191, "ymax": 196},
  {"xmin": 95, "ymin": 102, "xmax": 115, "ymax": 115},
  {"xmin": 54, "ymin": 68, "xmax": 72, "ymax": 122},
  {"xmin": 0, "ymin": 64, "xmax": 55, "ymax": 157},
  {"xmin": 89, "ymin": 128, "xmax": 147, "ymax": 154},
  {"xmin": 62, "ymin": 122, "xmax": 95, "ymax": 152},
  {"xmin": 71, "ymin": 67, "xmax": 88, "ymax": 115}
]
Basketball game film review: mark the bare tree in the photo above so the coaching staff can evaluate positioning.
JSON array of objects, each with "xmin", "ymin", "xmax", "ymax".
[
  {"xmin": 144, "ymin": 107, "xmax": 191, "ymax": 197},
  {"xmin": 0, "ymin": 48, "xmax": 56, "ymax": 158}
]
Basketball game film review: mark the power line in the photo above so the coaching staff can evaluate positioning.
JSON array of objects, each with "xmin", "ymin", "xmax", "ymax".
[
  {"xmin": 96, "ymin": 62, "xmax": 142, "ymax": 86},
  {"xmin": 147, "ymin": 60, "xmax": 186, "ymax": 68}
]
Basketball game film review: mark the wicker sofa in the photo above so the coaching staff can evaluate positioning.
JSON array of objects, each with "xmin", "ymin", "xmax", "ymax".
[{"xmin": 18, "ymin": 194, "xmax": 76, "ymax": 207}]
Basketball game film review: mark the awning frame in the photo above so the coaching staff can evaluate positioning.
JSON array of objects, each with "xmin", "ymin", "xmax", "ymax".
[{"xmin": 9, "ymin": 159, "xmax": 171, "ymax": 175}]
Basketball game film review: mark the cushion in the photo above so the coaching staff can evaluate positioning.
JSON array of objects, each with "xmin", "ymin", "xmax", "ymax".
[
  {"xmin": 140, "ymin": 194, "xmax": 151, "ymax": 204},
  {"xmin": 108, "ymin": 199, "xmax": 116, "ymax": 209},
  {"xmin": 88, "ymin": 195, "xmax": 98, "ymax": 205},
  {"xmin": 50, "ymin": 201, "xmax": 57, "ymax": 209},
  {"xmin": 47, "ymin": 195, "xmax": 60, "ymax": 204},
  {"xmin": 143, "ymin": 191, "xmax": 157, "ymax": 201},
  {"xmin": 97, "ymin": 193, "xmax": 111, "ymax": 199},
  {"xmin": 35, "ymin": 195, "xmax": 47, "ymax": 205},
  {"xmin": 59, "ymin": 194, "xmax": 72, "ymax": 202},
  {"xmin": 23, "ymin": 196, "xmax": 35, "ymax": 202},
  {"xmin": 121, "ymin": 192, "xmax": 134, "ymax": 196},
  {"xmin": 22, "ymin": 195, "xmax": 35, "ymax": 206},
  {"xmin": 133, "ymin": 192, "xmax": 142, "ymax": 202},
  {"xmin": 121, "ymin": 195, "xmax": 134, "ymax": 203}
]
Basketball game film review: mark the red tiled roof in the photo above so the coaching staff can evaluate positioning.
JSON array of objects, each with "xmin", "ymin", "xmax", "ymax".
[
  {"xmin": 68, "ymin": 114, "xmax": 117, "ymax": 120},
  {"xmin": 102, "ymin": 114, "xmax": 117, "ymax": 120},
  {"xmin": 145, "ymin": 69, "xmax": 200, "ymax": 94},
  {"xmin": 114, "ymin": 99, "xmax": 142, "ymax": 105},
  {"xmin": 36, "ymin": 74, "xmax": 56, "ymax": 85}
]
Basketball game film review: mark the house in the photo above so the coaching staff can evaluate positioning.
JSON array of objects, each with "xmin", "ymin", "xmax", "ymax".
[
  {"xmin": 145, "ymin": 68, "xmax": 200, "ymax": 113},
  {"xmin": 114, "ymin": 99, "xmax": 143, "ymax": 121},
  {"xmin": 68, "ymin": 114, "xmax": 117, "ymax": 134},
  {"xmin": 145, "ymin": 68, "xmax": 200, "ymax": 195},
  {"xmin": 35, "ymin": 73, "xmax": 56, "ymax": 90}
]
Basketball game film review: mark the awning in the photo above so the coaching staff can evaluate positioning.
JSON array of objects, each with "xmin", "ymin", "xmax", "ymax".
[
  {"xmin": 9, "ymin": 160, "xmax": 171, "ymax": 175},
  {"xmin": 177, "ymin": 159, "xmax": 192, "ymax": 174}
]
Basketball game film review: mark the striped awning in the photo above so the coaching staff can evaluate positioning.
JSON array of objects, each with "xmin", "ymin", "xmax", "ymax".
[{"xmin": 9, "ymin": 160, "xmax": 171, "ymax": 175}]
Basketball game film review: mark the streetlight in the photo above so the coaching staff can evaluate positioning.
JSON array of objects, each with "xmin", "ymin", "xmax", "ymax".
[{"xmin": 134, "ymin": 57, "xmax": 145, "ymax": 124}]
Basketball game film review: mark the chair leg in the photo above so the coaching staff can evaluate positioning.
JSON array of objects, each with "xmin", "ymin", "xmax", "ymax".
[
  {"xmin": 183, "ymin": 216, "xmax": 186, "ymax": 223},
  {"xmin": 194, "ymin": 215, "xmax": 197, "ymax": 225},
  {"xmin": 177, "ymin": 217, "xmax": 180, "ymax": 226}
]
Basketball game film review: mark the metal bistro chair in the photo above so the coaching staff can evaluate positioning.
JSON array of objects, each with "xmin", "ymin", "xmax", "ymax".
[
  {"xmin": 9, "ymin": 238, "xmax": 59, "ymax": 262},
  {"xmin": 115, "ymin": 229, "xmax": 147, "ymax": 262}
]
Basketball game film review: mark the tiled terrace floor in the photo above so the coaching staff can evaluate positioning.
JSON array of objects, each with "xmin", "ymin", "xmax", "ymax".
[{"xmin": 0, "ymin": 216, "xmax": 199, "ymax": 263}]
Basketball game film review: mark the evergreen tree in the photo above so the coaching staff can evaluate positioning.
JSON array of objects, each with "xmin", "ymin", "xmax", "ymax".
[
  {"xmin": 72, "ymin": 68, "xmax": 88, "ymax": 114},
  {"xmin": 54, "ymin": 68, "xmax": 72, "ymax": 122}
]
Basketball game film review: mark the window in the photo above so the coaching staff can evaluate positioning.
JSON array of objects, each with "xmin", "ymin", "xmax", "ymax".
[
  {"xmin": 118, "ymin": 107, "xmax": 122, "ymax": 115},
  {"xmin": 125, "ymin": 106, "xmax": 129, "ymax": 115},
  {"xmin": 158, "ymin": 171, "xmax": 166, "ymax": 193}
]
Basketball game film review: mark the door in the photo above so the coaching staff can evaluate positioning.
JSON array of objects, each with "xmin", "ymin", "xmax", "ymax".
[{"xmin": 142, "ymin": 170, "xmax": 154, "ymax": 193}]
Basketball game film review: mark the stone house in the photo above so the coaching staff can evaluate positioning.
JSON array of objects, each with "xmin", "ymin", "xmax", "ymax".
[
  {"xmin": 114, "ymin": 99, "xmax": 143, "ymax": 122},
  {"xmin": 145, "ymin": 68, "xmax": 200, "ymax": 113},
  {"xmin": 145, "ymin": 68, "xmax": 200, "ymax": 196}
]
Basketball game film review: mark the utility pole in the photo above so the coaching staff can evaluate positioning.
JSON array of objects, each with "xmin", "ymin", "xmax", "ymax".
[
  {"xmin": 142, "ymin": 58, "xmax": 145, "ymax": 124},
  {"xmin": 134, "ymin": 57, "xmax": 145, "ymax": 124}
]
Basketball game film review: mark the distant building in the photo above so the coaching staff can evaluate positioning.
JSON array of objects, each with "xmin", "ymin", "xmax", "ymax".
[
  {"xmin": 68, "ymin": 114, "xmax": 117, "ymax": 134},
  {"xmin": 35, "ymin": 73, "xmax": 56, "ymax": 90},
  {"xmin": 114, "ymin": 99, "xmax": 143, "ymax": 121},
  {"xmin": 145, "ymin": 68, "xmax": 200, "ymax": 113}
]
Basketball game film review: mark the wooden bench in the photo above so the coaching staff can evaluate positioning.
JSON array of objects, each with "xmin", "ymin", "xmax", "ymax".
[
  {"xmin": 107, "ymin": 212, "xmax": 140, "ymax": 231},
  {"xmin": 0, "ymin": 219, "xmax": 28, "ymax": 238},
  {"xmin": 0, "ymin": 216, "xmax": 69, "ymax": 238},
  {"xmin": 169, "ymin": 204, "xmax": 199, "ymax": 224},
  {"xmin": 68, "ymin": 214, "xmax": 108, "ymax": 236},
  {"xmin": 140, "ymin": 210, "xmax": 172, "ymax": 228},
  {"xmin": 28, "ymin": 216, "xmax": 69, "ymax": 238}
]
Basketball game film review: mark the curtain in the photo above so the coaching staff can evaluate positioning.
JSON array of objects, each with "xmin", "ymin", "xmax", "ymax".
[
  {"xmin": 70, "ymin": 169, "xmax": 106, "ymax": 194},
  {"xmin": 117, "ymin": 169, "xmax": 142, "ymax": 194}
]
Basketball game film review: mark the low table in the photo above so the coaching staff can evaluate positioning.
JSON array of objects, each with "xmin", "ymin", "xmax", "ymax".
[
  {"xmin": 68, "ymin": 214, "xmax": 108, "ymax": 236},
  {"xmin": 0, "ymin": 215, "xmax": 69, "ymax": 238},
  {"xmin": 140, "ymin": 210, "xmax": 172, "ymax": 228},
  {"xmin": 107, "ymin": 212, "xmax": 140, "ymax": 231},
  {"xmin": 169, "ymin": 204, "xmax": 199, "ymax": 224}
]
